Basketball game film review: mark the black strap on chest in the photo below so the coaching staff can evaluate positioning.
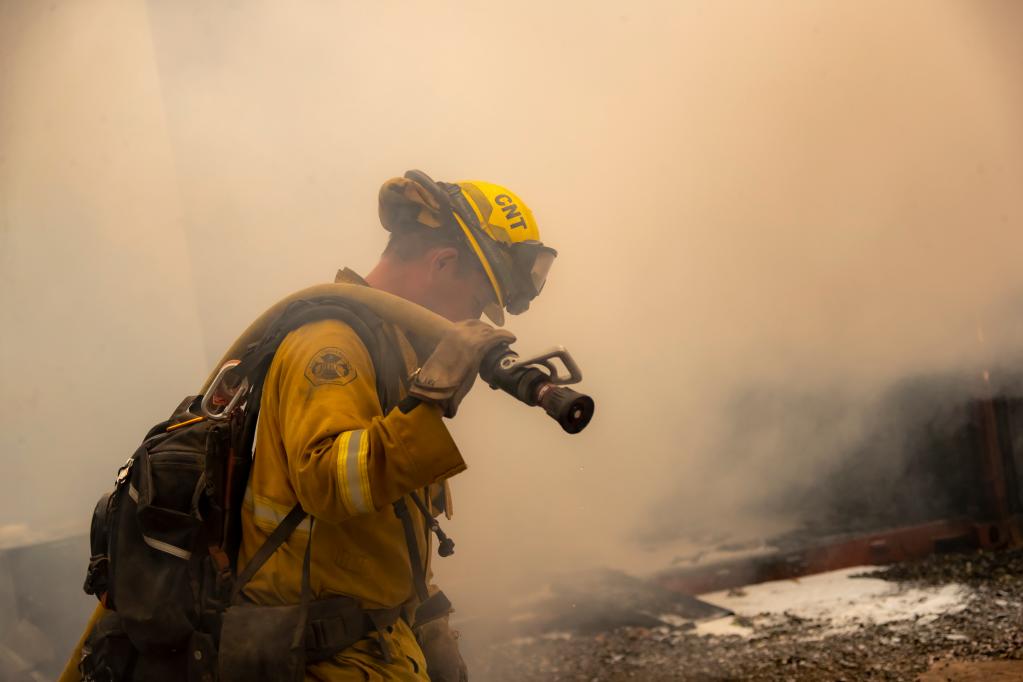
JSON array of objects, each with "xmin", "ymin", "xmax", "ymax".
[
  {"xmin": 228, "ymin": 295, "xmax": 433, "ymax": 615},
  {"xmin": 392, "ymin": 498, "xmax": 430, "ymax": 604},
  {"xmin": 230, "ymin": 504, "xmax": 309, "ymax": 605}
]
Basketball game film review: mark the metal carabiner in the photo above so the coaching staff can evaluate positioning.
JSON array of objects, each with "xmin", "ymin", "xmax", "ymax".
[{"xmin": 200, "ymin": 360, "xmax": 249, "ymax": 421}]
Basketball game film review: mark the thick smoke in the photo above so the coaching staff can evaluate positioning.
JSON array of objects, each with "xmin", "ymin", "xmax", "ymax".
[{"xmin": 3, "ymin": 0, "xmax": 1023, "ymax": 667}]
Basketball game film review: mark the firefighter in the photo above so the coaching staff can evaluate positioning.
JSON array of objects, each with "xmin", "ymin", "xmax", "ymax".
[{"xmin": 234, "ymin": 170, "xmax": 556, "ymax": 680}]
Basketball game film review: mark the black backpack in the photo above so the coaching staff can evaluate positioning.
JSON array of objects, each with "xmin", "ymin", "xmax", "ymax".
[{"xmin": 79, "ymin": 296, "xmax": 419, "ymax": 681}]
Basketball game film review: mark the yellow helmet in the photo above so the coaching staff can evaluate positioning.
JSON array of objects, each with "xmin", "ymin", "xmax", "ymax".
[
  {"xmin": 456, "ymin": 180, "xmax": 541, "ymax": 244},
  {"xmin": 400, "ymin": 170, "xmax": 557, "ymax": 325}
]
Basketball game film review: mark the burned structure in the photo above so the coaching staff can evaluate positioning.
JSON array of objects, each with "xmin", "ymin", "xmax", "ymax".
[{"xmin": 657, "ymin": 371, "xmax": 1023, "ymax": 594}]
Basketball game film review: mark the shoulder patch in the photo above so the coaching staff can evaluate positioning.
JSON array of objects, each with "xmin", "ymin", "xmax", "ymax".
[{"xmin": 305, "ymin": 347, "xmax": 358, "ymax": 387}]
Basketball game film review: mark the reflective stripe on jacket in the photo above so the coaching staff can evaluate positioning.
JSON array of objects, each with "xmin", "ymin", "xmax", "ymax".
[{"xmin": 237, "ymin": 309, "xmax": 465, "ymax": 609}]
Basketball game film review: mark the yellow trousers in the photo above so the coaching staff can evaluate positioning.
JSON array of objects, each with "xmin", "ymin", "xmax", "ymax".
[
  {"xmin": 307, "ymin": 619, "xmax": 429, "ymax": 681},
  {"xmin": 61, "ymin": 606, "xmax": 429, "ymax": 682}
]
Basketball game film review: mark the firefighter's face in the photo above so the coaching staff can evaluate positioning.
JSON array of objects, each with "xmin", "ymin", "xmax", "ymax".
[{"xmin": 420, "ymin": 247, "xmax": 494, "ymax": 322}]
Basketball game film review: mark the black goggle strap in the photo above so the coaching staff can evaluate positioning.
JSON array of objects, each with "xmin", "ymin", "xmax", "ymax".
[
  {"xmin": 406, "ymin": 171, "xmax": 554, "ymax": 314},
  {"xmin": 445, "ymin": 183, "xmax": 556, "ymax": 311},
  {"xmin": 439, "ymin": 182, "xmax": 484, "ymax": 234},
  {"xmin": 401, "ymin": 171, "xmax": 505, "ymax": 302},
  {"xmin": 438, "ymin": 182, "xmax": 517, "ymax": 299}
]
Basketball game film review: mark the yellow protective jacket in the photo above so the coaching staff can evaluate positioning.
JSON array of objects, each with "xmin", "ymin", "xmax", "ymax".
[
  {"xmin": 59, "ymin": 271, "xmax": 463, "ymax": 682},
  {"xmin": 237, "ymin": 272, "xmax": 464, "ymax": 664}
]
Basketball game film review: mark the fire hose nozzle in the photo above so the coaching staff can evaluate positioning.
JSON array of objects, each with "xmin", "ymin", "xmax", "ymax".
[
  {"xmin": 479, "ymin": 344, "xmax": 595, "ymax": 434},
  {"xmin": 536, "ymin": 384, "xmax": 595, "ymax": 435}
]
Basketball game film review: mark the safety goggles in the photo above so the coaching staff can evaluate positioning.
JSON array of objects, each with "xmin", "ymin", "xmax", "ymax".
[{"xmin": 438, "ymin": 181, "xmax": 557, "ymax": 316}]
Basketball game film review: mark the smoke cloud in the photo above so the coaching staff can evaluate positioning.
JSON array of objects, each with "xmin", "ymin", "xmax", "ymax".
[{"xmin": 3, "ymin": 0, "xmax": 1023, "ymax": 666}]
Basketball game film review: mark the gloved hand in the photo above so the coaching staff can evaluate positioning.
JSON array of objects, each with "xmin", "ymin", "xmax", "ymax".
[
  {"xmin": 415, "ymin": 617, "xmax": 468, "ymax": 682},
  {"xmin": 410, "ymin": 320, "xmax": 515, "ymax": 418}
]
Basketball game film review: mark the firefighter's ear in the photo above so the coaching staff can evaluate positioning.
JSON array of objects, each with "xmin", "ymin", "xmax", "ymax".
[{"xmin": 429, "ymin": 247, "xmax": 461, "ymax": 279}]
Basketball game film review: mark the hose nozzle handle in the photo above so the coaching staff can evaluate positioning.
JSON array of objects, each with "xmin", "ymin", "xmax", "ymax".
[{"xmin": 479, "ymin": 344, "xmax": 595, "ymax": 434}]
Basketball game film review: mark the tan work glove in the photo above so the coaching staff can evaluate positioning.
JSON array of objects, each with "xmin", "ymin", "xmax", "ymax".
[
  {"xmin": 416, "ymin": 617, "xmax": 468, "ymax": 682},
  {"xmin": 410, "ymin": 320, "xmax": 515, "ymax": 418}
]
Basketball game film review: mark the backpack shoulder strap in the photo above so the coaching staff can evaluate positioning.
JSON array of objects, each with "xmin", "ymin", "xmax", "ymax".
[
  {"xmin": 223, "ymin": 296, "xmax": 408, "ymax": 572},
  {"xmin": 230, "ymin": 502, "xmax": 308, "ymax": 603},
  {"xmin": 241, "ymin": 297, "xmax": 405, "ymax": 414}
]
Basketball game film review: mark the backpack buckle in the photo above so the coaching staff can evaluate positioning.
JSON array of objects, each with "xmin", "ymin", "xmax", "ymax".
[
  {"xmin": 115, "ymin": 457, "xmax": 134, "ymax": 486},
  {"xmin": 200, "ymin": 360, "xmax": 249, "ymax": 421}
]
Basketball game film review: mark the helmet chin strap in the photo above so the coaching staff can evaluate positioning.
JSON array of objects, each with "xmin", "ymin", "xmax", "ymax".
[
  {"xmin": 483, "ymin": 301, "xmax": 505, "ymax": 326},
  {"xmin": 398, "ymin": 169, "xmax": 554, "ymax": 326}
]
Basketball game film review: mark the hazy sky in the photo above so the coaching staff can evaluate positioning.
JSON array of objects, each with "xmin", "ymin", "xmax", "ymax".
[{"xmin": 3, "ymin": 0, "xmax": 1023, "ymax": 633}]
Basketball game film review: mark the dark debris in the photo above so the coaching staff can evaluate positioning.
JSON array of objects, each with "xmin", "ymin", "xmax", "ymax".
[
  {"xmin": 857, "ymin": 547, "xmax": 1023, "ymax": 587},
  {"xmin": 473, "ymin": 549, "xmax": 1023, "ymax": 681}
]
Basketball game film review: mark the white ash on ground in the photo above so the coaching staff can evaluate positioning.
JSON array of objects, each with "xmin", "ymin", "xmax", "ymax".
[
  {"xmin": 693, "ymin": 566, "xmax": 970, "ymax": 638},
  {"xmin": 473, "ymin": 549, "xmax": 1023, "ymax": 681}
]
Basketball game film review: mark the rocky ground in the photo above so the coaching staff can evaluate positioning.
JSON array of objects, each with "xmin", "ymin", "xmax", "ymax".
[{"xmin": 474, "ymin": 549, "xmax": 1023, "ymax": 681}]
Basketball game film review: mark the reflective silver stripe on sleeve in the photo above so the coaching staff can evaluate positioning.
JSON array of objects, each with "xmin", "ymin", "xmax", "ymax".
[
  {"xmin": 339, "ymin": 429, "xmax": 372, "ymax": 515},
  {"xmin": 244, "ymin": 481, "xmax": 311, "ymax": 534}
]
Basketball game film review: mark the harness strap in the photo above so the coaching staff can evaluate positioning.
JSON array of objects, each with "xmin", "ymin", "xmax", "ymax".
[
  {"xmin": 228, "ymin": 296, "xmax": 438, "ymax": 657},
  {"xmin": 226, "ymin": 298, "xmax": 401, "ymax": 569},
  {"xmin": 304, "ymin": 599, "xmax": 402, "ymax": 664},
  {"xmin": 392, "ymin": 498, "xmax": 430, "ymax": 604},
  {"xmin": 414, "ymin": 590, "xmax": 453, "ymax": 628},
  {"xmin": 231, "ymin": 504, "xmax": 307, "ymax": 604},
  {"xmin": 290, "ymin": 517, "xmax": 316, "ymax": 654}
]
